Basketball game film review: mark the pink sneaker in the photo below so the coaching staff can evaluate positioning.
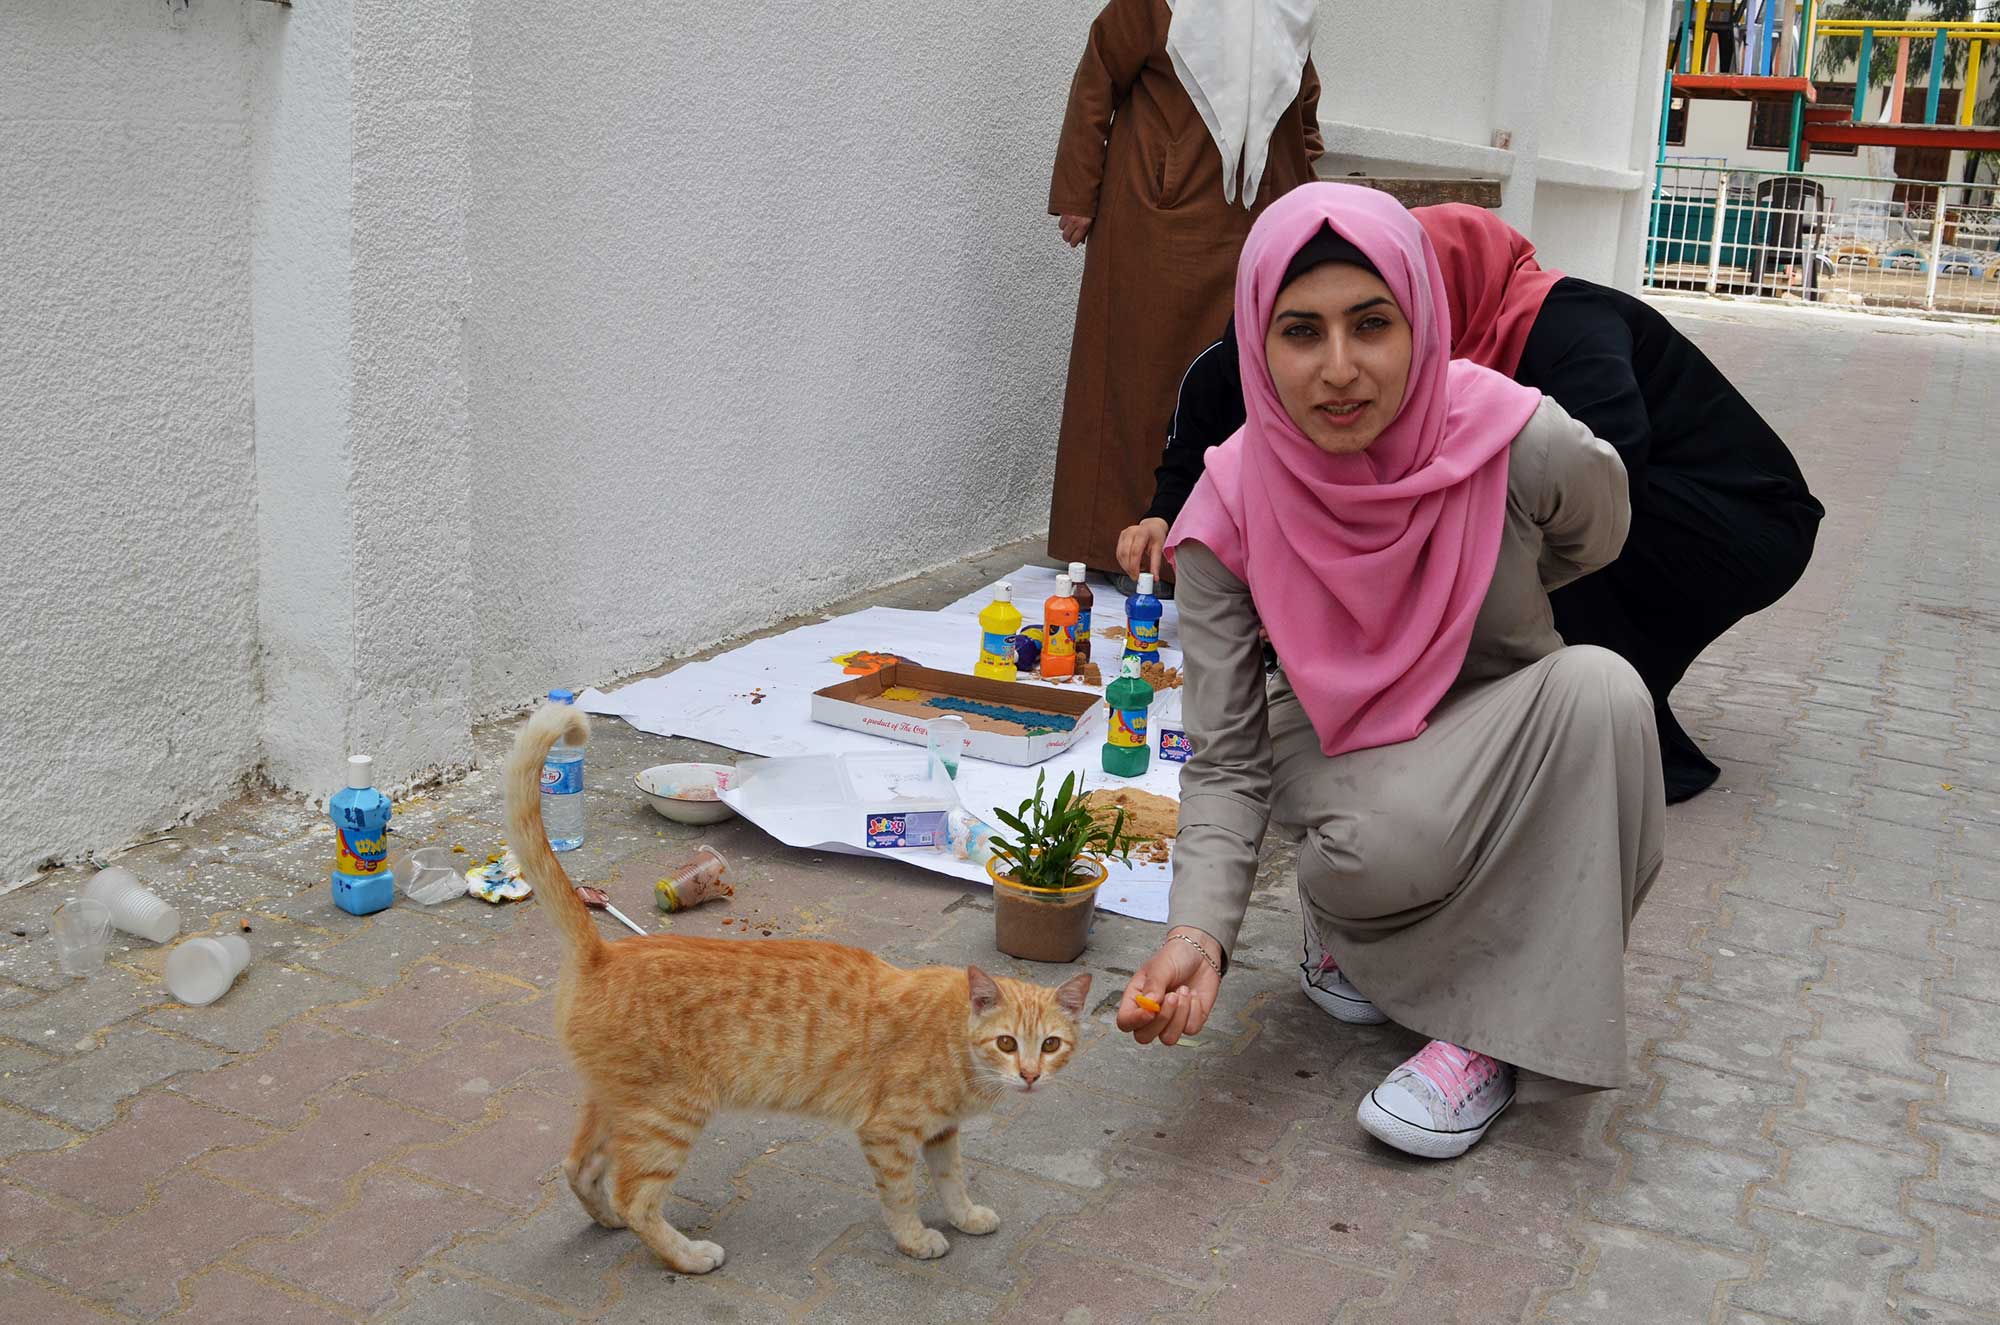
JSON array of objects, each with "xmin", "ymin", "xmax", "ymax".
[
  {"xmin": 1357, "ymin": 1040, "xmax": 1515, "ymax": 1159},
  {"xmin": 1299, "ymin": 920, "xmax": 1388, "ymax": 1025}
]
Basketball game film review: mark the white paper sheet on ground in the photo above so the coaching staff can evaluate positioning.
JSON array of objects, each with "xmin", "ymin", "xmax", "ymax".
[
  {"xmin": 941, "ymin": 565, "xmax": 1182, "ymax": 653},
  {"xmin": 579, "ymin": 604, "xmax": 1184, "ymax": 922},
  {"xmin": 716, "ymin": 753, "xmax": 1177, "ymax": 923}
]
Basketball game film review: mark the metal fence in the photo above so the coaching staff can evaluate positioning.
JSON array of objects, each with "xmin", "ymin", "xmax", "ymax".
[{"xmin": 1644, "ymin": 160, "xmax": 2000, "ymax": 319}]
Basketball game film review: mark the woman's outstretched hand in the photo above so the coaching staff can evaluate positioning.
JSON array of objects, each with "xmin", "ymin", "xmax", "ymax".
[
  {"xmin": 1117, "ymin": 926, "xmax": 1222, "ymax": 1046},
  {"xmin": 1058, "ymin": 214, "xmax": 1094, "ymax": 247}
]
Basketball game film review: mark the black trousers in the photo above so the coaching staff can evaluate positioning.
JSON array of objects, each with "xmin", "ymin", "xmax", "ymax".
[{"xmin": 1551, "ymin": 481, "xmax": 1820, "ymax": 803}]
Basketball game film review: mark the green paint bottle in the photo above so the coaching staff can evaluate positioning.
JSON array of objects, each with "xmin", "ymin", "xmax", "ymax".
[{"xmin": 1101, "ymin": 655, "xmax": 1155, "ymax": 778}]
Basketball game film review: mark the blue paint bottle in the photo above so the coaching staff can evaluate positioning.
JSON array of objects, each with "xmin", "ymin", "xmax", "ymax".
[
  {"xmin": 329, "ymin": 754, "xmax": 394, "ymax": 916},
  {"xmin": 1123, "ymin": 572, "xmax": 1162, "ymax": 663}
]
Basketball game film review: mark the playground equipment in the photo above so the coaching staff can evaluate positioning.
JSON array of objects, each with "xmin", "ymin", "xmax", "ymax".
[
  {"xmin": 1659, "ymin": 3, "xmax": 2000, "ymax": 171},
  {"xmin": 1647, "ymin": 4, "xmax": 2000, "ymax": 314}
]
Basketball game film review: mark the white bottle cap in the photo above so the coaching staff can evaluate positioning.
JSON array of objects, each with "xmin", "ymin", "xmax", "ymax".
[
  {"xmin": 1137, "ymin": 572, "xmax": 1155, "ymax": 595},
  {"xmin": 1068, "ymin": 562, "xmax": 1087, "ymax": 584},
  {"xmin": 1055, "ymin": 574, "xmax": 1072, "ymax": 596},
  {"xmin": 347, "ymin": 754, "xmax": 374, "ymax": 789},
  {"xmin": 995, "ymin": 582, "xmax": 1012, "ymax": 602}
]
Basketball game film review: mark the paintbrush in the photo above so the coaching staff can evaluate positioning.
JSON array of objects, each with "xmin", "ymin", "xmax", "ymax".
[{"xmin": 573, "ymin": 885, "xmax": 648, "ymax": 937}]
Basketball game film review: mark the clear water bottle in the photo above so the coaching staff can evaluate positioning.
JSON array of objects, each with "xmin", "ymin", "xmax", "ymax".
[{"xmin": 541, "ymin": 688, "xmax": 585, "ymax": 851}]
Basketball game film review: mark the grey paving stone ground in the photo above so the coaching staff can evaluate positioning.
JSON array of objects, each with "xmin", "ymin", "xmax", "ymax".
[{"xmin": 1, "ymin": 299, "xmax": 1996, "ymax": 1322}]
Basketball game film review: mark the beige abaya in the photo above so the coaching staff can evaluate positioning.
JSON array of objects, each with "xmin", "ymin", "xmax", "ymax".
[{"xmin": 1168, "ymin": 398, "xmax": 1667, "ymax": 1099}]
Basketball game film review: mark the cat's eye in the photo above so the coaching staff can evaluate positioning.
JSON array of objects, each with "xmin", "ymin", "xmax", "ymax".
[
  {"xmin": 1042, "ymin": 1037, "xmax": 1061, "ymax": 1054},
  {"xmin": 996, "ymin": 1035, "xmax": 1017, "ymax": 1054}
]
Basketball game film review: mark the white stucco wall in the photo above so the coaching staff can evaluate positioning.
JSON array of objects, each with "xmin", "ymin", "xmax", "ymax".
[
  {"xmin": 1316, "ymin": 0, "xmax": 1505, "ymax": 150},
  {"xmin": 464, "ymin": 1, "xmax": 1085, "ymax": 711},
  {"xmin": 1, "ymin": 1, "xmax": 264, "ymax": 880},
  {"xmin": 1543, "ymin": 0, "xmax": 1650, "ymax": 176},
  {"xmin": 1313, "ymin": 0, "xmax": 1668, "ymax": 286},
  {"xmin": 342, "ymin": 0, "xmax": 474, "ymax": 781},
  {"xmin": 248, "ymin": 0, "xmax": 357, "ymax": 793},
  {"xmin": 248, "ymin": 0, "xmax": 476, "ymax": 799}
]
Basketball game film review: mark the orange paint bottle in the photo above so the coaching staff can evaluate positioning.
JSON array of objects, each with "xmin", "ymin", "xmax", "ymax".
[{"xmin": 1041, "ymin": 575, "xmax": 1079, "ymax": 680}]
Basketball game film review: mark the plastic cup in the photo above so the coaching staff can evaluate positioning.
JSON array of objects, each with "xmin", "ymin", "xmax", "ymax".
[
  {"xmin": 82, "ymin": 866, "xmax": 180, "ymax": 944},
  {"xmin": 926, "ymin": 716, "xmax": 971, "ymax": 782},
  {"xmin": 52, "ymin": 898, "xmax": 114, "ymax": 978},
  {"xmin": 391, "ymin": 847, "xmax": 466, "ymax": 906},
  {"xmin": 656, "ymin": 845, "xmax": 730, "ymax": 912},
  {"xmin": 165, "ymin": 935, "xmax": 251, "ymax": 1006},
  {"xmin": 669, "ymin": 845, "xmax": 727, "ymax": 889}
]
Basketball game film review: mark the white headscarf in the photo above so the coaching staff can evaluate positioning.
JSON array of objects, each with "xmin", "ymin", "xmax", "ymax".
[{"xmin": 1165, "ymin": 0, "xmax": 1319, "ymax": 208}]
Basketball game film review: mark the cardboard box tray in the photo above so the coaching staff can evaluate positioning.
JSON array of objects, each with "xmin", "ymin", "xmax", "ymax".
[{"xmin": 810, "ymin": 663, "xmax": 1102, "ymax": 768}]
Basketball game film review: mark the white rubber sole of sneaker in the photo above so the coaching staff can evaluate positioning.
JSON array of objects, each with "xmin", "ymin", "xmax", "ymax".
[
  {"xmin": 1298, "ymin": 970, "xmax": 1390, "ymax": 1025},
  {"xmin": 1355, "ymin": 1088, "xmax": 1514, "ymax": 1160}
]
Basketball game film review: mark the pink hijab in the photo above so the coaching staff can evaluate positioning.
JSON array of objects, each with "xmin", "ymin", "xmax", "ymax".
[
  {"xmin": 1416, "ymin": 203, "xmax": 1565, "ymax": 376},
  {"xmin": 1166, "ymin": 183, "xmax": 1543, "ymax": 757}
]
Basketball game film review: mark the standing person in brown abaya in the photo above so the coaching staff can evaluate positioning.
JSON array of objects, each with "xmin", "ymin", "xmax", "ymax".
[{"xmin": 1048, "ymin": 0, "xmax": 1323, "ymax": 576}]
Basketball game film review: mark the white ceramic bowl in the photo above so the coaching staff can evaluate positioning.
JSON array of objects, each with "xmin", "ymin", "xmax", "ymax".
[{"xmin": 635, "ymin": 763, "xmax": 738, "ymax": 825}]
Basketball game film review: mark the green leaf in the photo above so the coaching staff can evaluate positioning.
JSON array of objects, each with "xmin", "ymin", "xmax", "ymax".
[
  {"xmin": 987, "ymin": 766, "xmax": 1139, "ymax": 890},
  {"xmin": 991, "ymin": 806, "xmax": 1033, "ymax": 838}
]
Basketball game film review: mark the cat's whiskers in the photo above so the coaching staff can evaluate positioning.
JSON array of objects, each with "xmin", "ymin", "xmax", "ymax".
[{"xmin": 971, "ymin": 1063, "xmax": 1017, "ymax": 1095}]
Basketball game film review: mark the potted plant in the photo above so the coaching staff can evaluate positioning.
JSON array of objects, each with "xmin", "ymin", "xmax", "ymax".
[{"xmin": 987, "ymin": 770, "xmax": 1134, "ymax": 962}]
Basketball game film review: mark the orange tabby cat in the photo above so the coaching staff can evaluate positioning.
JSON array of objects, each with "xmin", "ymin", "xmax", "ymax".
[{"xmin": 505, "ymin": 702, "xmax": 1091, "ymax": 1273}]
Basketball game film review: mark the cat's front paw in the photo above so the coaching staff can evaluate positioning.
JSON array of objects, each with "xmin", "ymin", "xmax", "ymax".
[
  {"xmin": 897, "ymin": 1227, "xmax": 951, "ymax": 1260},
  {"xmin": 950, "ymin": 1204, "xmax": 1000, "ymax": 1236},
  {"xmin": 668, "ymin": 1239, "xmax": 727, "ymax": 1274}
]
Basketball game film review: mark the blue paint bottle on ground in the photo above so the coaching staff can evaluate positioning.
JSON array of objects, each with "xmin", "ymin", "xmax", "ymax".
[{"xmin": 330, "ymin": 754, "xmax": 394, "ymax": 916}]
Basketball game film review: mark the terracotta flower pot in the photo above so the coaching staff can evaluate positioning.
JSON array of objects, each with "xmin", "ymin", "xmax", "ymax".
[{"xmin": 988, "ymin": 855, "xmax": 1106, "ymax": 963}]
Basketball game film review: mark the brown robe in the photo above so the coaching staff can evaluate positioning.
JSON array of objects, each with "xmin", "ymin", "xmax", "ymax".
[{"xmin": 1047, "ymin": 0, "xmax": 1323, "ymax": 572}]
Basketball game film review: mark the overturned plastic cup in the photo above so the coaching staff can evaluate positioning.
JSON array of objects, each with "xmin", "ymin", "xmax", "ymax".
[
  {"xmin": 165, "ymin": 935, "xmax": 251, "ymax": 1006},
  {"xmin": 83, "ymin": 866, "xmax": 180, "ymax": 944},
  {"xmin": 656, "ymin": 845, "xmax": 732, "ymax": 913},
  {"xmin": 391, "ymin": 847, "xmax": 466, "ymax": 906},
  {"xmin": 52, "ymin": 898, "xmax": 114, "ymax": 978}
]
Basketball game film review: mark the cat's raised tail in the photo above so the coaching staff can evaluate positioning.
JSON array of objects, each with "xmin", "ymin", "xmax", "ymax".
[{"xmin": 505, "ymin": 702, "xmax": 607, "ymax": 963}]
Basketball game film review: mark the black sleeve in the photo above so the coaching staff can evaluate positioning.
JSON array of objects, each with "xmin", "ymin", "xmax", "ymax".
[
  {"xmin": 1144, "ymin": 318, "xmax": 1246, "ymax": 523},
  {"xmin": 1519, "ymin": 293, "xmax": 1653, "ymax": 502}
]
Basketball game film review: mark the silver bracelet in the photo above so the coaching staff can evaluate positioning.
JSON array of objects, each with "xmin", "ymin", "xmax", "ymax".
[{"xmin": 1171, "ymin": 931, "xmax": 1223, "ymax": 978}]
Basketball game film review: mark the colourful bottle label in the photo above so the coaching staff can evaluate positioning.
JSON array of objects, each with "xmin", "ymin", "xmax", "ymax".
[
  {"xmin": 1109, "ymin": 707, "xmax": 1148, "ymax": 748},
  {"xmin": 334, "ymin": 826, "xmax": 388, "ymax": 876},
  {"xmin": 1124, "ymin": 619, "xmax": 1161, "ymax": 659},
  {"xmin": 1076, "ymin": 609, "xmax": 1091, "ymax": 651},
  {"xmin": 978, "ymin": 631, "xmax": 1014, "ymax": 671},
  {"xmin": 540, "ymin": 760, "xmax": 583, "ymax": 794},
  {"xmin": 1046, "ymin": 625, "xmax": 1075, "ymax": 657},
  {"xmin": 977, "ymin": 596, "xmax": 1023, "ymax": 676},
  {"xmin": 866, "ymin": 811, "xmax": 950, "ymax": 849}
]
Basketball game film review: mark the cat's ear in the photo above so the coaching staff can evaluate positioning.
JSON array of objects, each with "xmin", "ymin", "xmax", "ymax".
[
  {"xmin": 1054, "ymin": 972, "xmax": 1092, "ymax": 1017},
  {"xmin": 967, "ymin": 966, "xmax": 1003, "ymax": 1016}
]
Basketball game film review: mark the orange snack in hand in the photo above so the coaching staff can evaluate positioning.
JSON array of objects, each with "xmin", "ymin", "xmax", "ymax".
[{"xmin": 1133, "ymin": 992, "xmax": 1162, "ymax": 1014}]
